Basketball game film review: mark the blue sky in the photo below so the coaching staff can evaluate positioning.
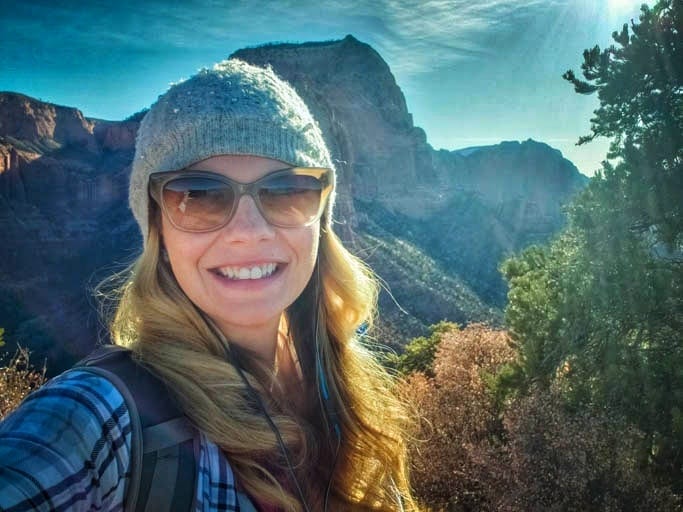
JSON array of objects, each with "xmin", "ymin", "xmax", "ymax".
[{"xmin": 0, "ymin": 0, "xmax": 646, "ymax": 176}]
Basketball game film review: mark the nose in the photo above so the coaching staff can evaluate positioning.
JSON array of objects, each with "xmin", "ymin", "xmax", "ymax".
[{"xmin": 221, "ymin": 194, "xmax": 275, "ymax": 242}]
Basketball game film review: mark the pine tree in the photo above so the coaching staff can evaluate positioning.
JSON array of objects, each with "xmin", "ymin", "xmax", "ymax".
[
  {"xmin": 502, "ymin": 0, "xmax": 683, "ymax": 491},
  {"xmin": 563, "ymin": 0, "xmax": 683, "ymax": 247}
]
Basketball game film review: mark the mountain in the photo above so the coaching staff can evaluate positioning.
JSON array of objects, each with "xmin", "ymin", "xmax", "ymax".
[
  {"xmin": 232, "ymin": 36, "xmax": 587, "ymax": 309},
  {"xmin": 0, "ymin": 36, "xmax": 586, "ymax": 373},
  {"xmin": 0, "ymin": 92, "xmax": 139, "ymax": 369}
]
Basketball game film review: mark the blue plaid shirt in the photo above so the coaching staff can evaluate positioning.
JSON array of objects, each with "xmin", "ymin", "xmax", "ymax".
[{"xmin": 0, "ymin": 369, "xmax": 245, "ymax": 511}]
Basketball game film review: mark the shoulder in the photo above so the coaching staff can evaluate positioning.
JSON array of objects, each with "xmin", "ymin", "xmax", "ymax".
[
  {"xmin": 1, "ymin": 368, "xmax": 130, "ymax": 434},
  {"xmin": 0, "ymin": 368, "xmax": 132, "ymax": 511}
]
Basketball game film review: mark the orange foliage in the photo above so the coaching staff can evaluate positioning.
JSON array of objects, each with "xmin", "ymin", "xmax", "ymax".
[
  {"xmin": 0, "ymin": 346, "xmax": 47, "ymax": 420},
  {"xmin": 494, "ymin": 388, "xmax": 681, "ymax": 511},
  {"xmin": 399, "ymin": 324, "xmax": 515, "ymax": 511},
  {"xmin": 399, "ymin": 324, "xmax": 681, "ymax": 511}
]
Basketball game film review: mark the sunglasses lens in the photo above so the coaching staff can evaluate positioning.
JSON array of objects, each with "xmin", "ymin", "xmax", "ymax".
[
  {"xmin": 258, "ymin": 173, "xmax": 324, "ymax": 227},
  {"xmin": 155, "ymin": 169, "xmax": 329, "ymax": 232},
  {"xmin": 162, "ymin": 176, "xmax": 235, "ymax": 231}
]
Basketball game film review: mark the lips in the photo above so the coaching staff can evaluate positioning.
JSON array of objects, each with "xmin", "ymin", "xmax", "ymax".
[{"xmin": 212, "ymin": 262, "xmax": 281, "ymax": 280}]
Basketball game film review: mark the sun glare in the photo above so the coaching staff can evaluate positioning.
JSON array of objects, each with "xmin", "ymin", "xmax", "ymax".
[{"xmin": 607, "ymin": 0, "xmax": 642, "ymax": 16}]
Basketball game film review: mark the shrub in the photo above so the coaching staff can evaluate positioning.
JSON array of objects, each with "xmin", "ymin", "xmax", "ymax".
[
  {"xmin": 399, "ymin": 323, "xmax": 516, "ymax": 511},
  {"xmin": 493, "ymin": 386, "xmax": 681, "ymax": 512},
  {"xmin": 386, "ymin": 321, "xmax": 459, "ymax": 376},
  {"xmin": 0, "ymin": 346, "xmax": 47, "ymax": 420},
  {"xmin": 400, "ymin": 323, "xmax": 681, "ymax": 511}
]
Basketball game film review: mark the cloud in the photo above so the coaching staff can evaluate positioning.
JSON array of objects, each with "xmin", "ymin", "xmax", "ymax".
[
  {"xmin": 295, "ymin": 0, "xmax": 566, "ymax": 74},
  {"xmin": 2, "ymin": 0, "xmax": 566, "ymax": 74}
]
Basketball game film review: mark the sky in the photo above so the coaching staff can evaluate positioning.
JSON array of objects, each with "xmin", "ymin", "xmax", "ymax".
[{"xmin": 0, "ymin": 0, "xmax": 648, "ymax": 176}]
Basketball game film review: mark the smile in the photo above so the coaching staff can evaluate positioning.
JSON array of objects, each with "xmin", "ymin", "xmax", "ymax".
[{"xmin": 214, "ymin": 263, "xmax": 279, "ymax": 280}]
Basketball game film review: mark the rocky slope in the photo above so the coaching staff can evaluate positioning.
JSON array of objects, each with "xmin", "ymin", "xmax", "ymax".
[
  {"xmin": 0, "ymin": 36, "xmax": 586, "ymax": 372},
  {"xmin": 0, "ymin": 93, "xmax": 139, "ymax": 369}
]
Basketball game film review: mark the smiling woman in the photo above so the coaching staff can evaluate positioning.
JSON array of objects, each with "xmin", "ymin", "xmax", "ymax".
[
  {"xmin": 157, "ymin": 155, "xmax": 324, "ymax": 359},
  {"xmin": 0, "ymin": 59, "xmax": 419, "ymax": 512}
]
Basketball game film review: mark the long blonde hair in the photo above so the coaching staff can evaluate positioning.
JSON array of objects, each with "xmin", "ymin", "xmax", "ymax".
[{"xmin": 107, "ymin": 206, "xmax": 418, "ymax": 511}]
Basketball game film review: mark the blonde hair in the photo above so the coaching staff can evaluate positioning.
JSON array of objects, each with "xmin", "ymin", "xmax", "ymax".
[{"xmin": 107, "ymin": 208, "xmax": 418, "ymax": 511}]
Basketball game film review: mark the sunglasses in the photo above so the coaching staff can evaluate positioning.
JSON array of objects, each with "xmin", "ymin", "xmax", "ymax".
[{"xmin": 149, "ymin": 167, "xmax": 333, "ymax": 232}]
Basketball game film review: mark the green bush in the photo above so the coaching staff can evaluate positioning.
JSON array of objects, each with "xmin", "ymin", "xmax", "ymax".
[{"xmin": 385, "ymin": 321, "xmax": 459, "ymax": 376}]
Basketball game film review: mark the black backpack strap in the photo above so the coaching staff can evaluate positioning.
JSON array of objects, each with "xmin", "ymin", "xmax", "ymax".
[{"xmin": 76, "ymin": 345, "xmax": 198, "ymax": 511}]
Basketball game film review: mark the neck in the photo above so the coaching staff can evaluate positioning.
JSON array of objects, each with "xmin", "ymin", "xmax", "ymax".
[
  {"xmin": 206, "ymin": 315, "xmax": 301, "ymax": 391},
  {"xmin": 218, "ymin": 322, "xmax": 279, "ymax": 365}
]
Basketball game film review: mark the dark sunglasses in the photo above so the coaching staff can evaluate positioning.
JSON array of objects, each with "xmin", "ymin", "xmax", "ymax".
[{"xmin": 149, "ymin": 167, "xmax": 333, "ymax": 232}]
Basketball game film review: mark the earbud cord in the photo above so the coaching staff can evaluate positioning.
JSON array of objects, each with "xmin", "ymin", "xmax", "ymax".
[
  {"xmin": 201, "ymin": 314, "xmax": 312, "ymax": 512},
  {"xmin": 232, "ymin": 362, "xmax": 312, "ymax": 512}
]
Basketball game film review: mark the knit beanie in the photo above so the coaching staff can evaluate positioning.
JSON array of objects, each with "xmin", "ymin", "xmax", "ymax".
[{"xmin": 129, "ymin": 59, "xmax": 335, "ymax": 244}]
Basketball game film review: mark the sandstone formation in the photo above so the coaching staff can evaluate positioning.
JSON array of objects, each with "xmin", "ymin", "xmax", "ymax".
[
  {"xmin": 232, "ymin": 36, "xmax": 432, "ymax": 236},
  {"xmin": 233, "ymin": 37, "xmax": 585, "ymax": 231},
  {"xmin": 0, "ymin": 92, "xmax": 97, "ymax": 152},
  {"xmin": 0, "ymin": 93, "xmax": 139, "ymax": 370},
  {"xmin": 0, "ymin": 36, "xmax": 586, "ymax": 372}
]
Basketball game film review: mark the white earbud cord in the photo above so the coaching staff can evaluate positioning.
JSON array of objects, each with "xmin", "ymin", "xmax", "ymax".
[{"xmin": 201, "ymin": 313, "xmax": 313, "ymax": 512}]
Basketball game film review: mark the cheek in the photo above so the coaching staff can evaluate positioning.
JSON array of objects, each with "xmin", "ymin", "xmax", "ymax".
[
  {"xmin": 161, "ymin": 218, "xmax": 204, "ymax": 278},
  {"xmin": 282, "ymin": 225, "xmax": 319, "ymax": 283},
  {"xmin": 299, "ymin": 226, "xmax": 320, "ymax": 265}
]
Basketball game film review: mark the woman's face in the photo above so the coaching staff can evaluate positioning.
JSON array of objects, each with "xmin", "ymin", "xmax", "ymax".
[{"xmin": 159, "ymin": 154, "xmax": 320, "ymax": 352}]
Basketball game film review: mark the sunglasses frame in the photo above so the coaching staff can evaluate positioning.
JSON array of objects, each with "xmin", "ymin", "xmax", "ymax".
[{"xmin": 149, "ymin": 167, "xmax": 333, "ymax": 232}]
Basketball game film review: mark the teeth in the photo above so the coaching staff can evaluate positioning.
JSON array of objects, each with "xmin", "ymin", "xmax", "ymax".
[{"xmin": 217, "ymin": 263, "xmax": 277, "ymax": 280}]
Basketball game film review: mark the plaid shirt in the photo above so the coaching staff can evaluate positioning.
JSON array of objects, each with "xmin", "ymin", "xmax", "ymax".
[{"xmin": 0, "ymin": 369, "xmax": 246, "ymax": 511}]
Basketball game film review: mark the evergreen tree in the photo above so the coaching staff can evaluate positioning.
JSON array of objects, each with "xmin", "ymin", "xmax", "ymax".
[
  {"xmin": 502, "ymin": 0, "xmax": 683, "ymax": 490},
  {"xmin": 563, "ymin": 0, "xmax": 683, "ymax": 247},
  {"xmin": 384, "ymin": 321, "xmax": 459, "ymax": 376}
]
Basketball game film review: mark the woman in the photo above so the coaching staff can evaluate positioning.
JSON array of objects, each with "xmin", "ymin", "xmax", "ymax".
[{"xmin": 0, "ymin": 59, "xmax": 418, "ymax": 511}]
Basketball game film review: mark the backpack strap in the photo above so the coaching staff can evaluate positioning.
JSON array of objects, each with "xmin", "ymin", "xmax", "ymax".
[{"xmin": 76, "ymin": 345, "xmax": 198, "ymax": 512}]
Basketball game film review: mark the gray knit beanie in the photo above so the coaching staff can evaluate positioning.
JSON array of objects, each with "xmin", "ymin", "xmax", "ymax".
[{"xmin": 129, "ymin": 59, "xmax": 335, "ymax": 244}]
